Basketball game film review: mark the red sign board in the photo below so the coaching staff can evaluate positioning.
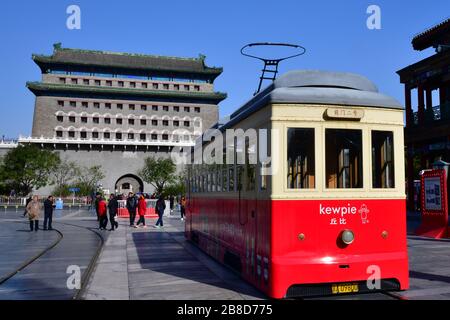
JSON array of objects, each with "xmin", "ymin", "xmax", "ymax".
[{"xmin": 416, "ymin": 169, "xmax": 449, "ymax": 238}]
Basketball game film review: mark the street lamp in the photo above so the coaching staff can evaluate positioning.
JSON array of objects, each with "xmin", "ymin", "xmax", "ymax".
[{"xmin": 432, "ymin": 158, "xmax": 450, "ymax": 178}]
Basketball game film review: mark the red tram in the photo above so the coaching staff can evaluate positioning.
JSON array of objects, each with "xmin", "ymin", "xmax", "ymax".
[{"xmin": 185, "ymin": 70, "xmax": 409, "ymax": 298}]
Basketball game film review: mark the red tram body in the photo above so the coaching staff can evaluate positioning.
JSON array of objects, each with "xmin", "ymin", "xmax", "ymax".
[{"xmin": 185, "ymin": 71, "xmax": 409, "ymax": 298}]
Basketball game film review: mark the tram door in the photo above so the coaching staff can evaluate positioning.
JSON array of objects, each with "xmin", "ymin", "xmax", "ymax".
[{"xmin": 239, "ymin": 140, "xmax": 258, "ymax": 281}]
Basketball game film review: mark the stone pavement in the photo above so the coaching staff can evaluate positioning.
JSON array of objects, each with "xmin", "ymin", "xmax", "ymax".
[
  {"xmin": 82, "ymin": 216, "xmax": 264, "ymax": 300},
  {"xmin": 0, "ymin": 211, "xmax": 104, "ymax": 300}
]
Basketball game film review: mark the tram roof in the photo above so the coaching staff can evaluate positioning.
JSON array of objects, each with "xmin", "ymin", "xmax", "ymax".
[{"xmin": 220, "ymin": 70, "xmax": 403, "ymax": 130}]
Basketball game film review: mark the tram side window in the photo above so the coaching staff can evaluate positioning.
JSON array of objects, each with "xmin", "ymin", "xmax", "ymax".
[
  {"xmin": 229, "ymin": 166, "xmax": 235, "ymax": 191},
  {"xmin": 372, "ymin": 131, "xmax": 395, "ymax": 188},
  {"xmin": 326, "ymin": 129, "xmax": 363, "ymax": 189},
  {"xmin": 287, "ymin": 128, "xmax": 315, "ymax": 189},
  {"xmin": 222, "ymin": 169, "xmax": 228, "ymax": 191}
]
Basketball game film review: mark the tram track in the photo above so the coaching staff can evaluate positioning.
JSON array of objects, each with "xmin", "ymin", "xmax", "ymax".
[{"xmin": 0, "ymin": 220, "xmax": 104, "ymax": 300}]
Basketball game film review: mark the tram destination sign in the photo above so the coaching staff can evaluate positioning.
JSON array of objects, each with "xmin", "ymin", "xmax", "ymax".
[{"xmin": 326, "ymin": 107, "xmax": 364, "ymax": 120}]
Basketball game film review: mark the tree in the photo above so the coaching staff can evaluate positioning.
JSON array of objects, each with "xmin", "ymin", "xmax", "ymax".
[
  {"xmin": 51, "ymin": 159, "xmax": 80, "ymax": 196},
  {"xmin": 75, "ymin": 165, "xmax": 105, "ymax": 195},
  {"xmin": 0, "ymin": 144, "xmax": 60, "ymax": 196},
  {"xmin": 138, "ymin": 157, "xmax": 177, "ymax": 195}
]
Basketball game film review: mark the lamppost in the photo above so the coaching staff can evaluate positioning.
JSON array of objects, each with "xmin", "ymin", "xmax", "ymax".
[{"xmin": 433, "ymin": 159, "xmax": 450, "ymax": 178}]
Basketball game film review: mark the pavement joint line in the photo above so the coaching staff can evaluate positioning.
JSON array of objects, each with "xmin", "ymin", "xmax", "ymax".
[
  {"xmin": 0, "ymin": 222, "xmax": 64, "ymax": 286},
  {"xmin": 162, "ymin": 219, "xmax": 250, "ymax": 300}
]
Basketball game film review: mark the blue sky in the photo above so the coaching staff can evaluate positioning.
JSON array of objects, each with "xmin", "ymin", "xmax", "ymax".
[{"xmin": 0, "ymin": 0, "xmax": 448, "ymax": 138}]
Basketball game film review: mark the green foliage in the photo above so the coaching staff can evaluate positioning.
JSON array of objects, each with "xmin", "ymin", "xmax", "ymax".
[
  {"xmin": 51, "ymin": 159, "xmax": 80, "ymax": 196},
  {"xmin": 53, "ymin": 163, "xmax": 105, "ymax": 197},
  {"xmin": 138, "ymin": 157, "xmax": 177, "ymax": 195},
  {"xmin": 0, "ymin": 144, "xmax": 60, "ymax": 196},
  {"xmin": 163, "ymin": 179, "xmax": 186, "ymax": 198},
  {"xmin": 76, "ymin": 165, "xmax": 105, "ymax": 193},
  {"xmin": 52, "ymin": 165, "xmax": 105, "ymax": 196},
  {"xmin": 52, "ymin": 184, "xmax": 73, "ymax": 197}
]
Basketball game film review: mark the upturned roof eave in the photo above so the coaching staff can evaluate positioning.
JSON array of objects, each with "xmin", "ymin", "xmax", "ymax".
[
  {"xmin": 31, "ymin": 55, "xmax": 223, "ymax": 76},
  {"xmin": 26, "ymin": 81, "xmax": 227, "ymax": 103}
]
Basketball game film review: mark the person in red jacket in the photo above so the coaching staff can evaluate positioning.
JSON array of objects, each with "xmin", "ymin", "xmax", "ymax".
[
  {"xmin": 98, "ymin": 197, "xmax": 108, "ymax": 230},
  {"xmin": 135, "ymin": 195, "xmax": 147, "ymax": 228}
]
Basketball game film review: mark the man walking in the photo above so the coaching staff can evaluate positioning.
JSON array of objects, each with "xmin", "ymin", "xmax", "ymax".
[
  {"xmin": 169, "ymin": 195, "xmax": 175, "ymax": 214},
  {"xmin": 108, "ymin": 194, "xmax": 119, "ymax": 231},
  {"xmin": 155, "ymin": 195, "xmax": 166, "ymax": 229},
  {"xmin": 43, "ymin": 196, "xmax": 55, "ymax": 230},
  {"xmin": 126, "ymin": 192, "xmax": 138, "ymax": 227}
]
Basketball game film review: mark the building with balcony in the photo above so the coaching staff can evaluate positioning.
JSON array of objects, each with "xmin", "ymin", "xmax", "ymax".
[
  {"xmin": 397, "ymin": 18, "xmax": 450, "ymax": 209},
  {"xmin": 24, "ymin": 43, "xmax": 226, "ymax": 195}
]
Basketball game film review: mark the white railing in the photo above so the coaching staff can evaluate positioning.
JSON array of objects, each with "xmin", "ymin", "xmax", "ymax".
[{"xmin": 18, "ymin": 136, "xmax": 195, "ymax": 147}]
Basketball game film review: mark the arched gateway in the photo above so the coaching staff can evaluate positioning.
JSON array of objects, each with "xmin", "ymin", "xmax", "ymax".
[{"xmin": 115, "ymin": 174, "xmax": 144, "ymax": 194}]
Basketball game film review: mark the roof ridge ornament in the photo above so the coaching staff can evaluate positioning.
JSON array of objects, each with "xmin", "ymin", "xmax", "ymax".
[
  {"xmin": 241, "ymin": 42, "xmax": 306, "ymax": 95},
  {"xmin": 53, "ymin": 42, "xmax": 62, "ymax": 52}
]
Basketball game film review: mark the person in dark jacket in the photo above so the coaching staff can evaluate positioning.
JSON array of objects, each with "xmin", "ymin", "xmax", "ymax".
[
  {"xmin": 126, "ymin": 192, "xmax": 138, "ymax": 227},
  {"xmin": 155, "ymin": 195, "xmax": 166, "ymax": 228},
  {"xmin": 43, "ymin": 196, "xmax": 55, "ymax": 230},
  {"xmin": 108, "ymin": 194, "xmax": 119, "ymax": 231},
  {"xmin": 169, "ymin": 195, "xmax": 175, "ymax": 213}
]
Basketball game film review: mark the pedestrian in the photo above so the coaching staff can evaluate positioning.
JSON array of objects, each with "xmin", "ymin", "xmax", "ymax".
[
  {"xmin": 169, "ymin": 195, "xmax": 175, "ymax": 213},
  {"xmin": 43, "ymin": 196, "xmax": 55, "ymax": 230},
  {"xmin": 23, "ymin": 196, "xmax": 32, "ymax": 217},
  {"xmin": 108, "ymin": 194, "xmax": 119, "ymax": 231},
  {"xmin": 95, "ymin": 192, "xmax": 102, "ymax": 221},
  {"xmin": 126, "ymin": 192, "xmax": 138, "ymax": 227},
  {"xmin": 155, "ymin": 195, "xmax": 166, "ymax": 228},
  {"xmin": 98, "ymin": 197, "xmax": 108, "ymax": 230},
  {"xmin": 135, "ymin": 195, "xmax": 147, "ymax": 228},
  {"xmin": 180, "ymin": 196, "xmax": 186, "ymax": 221},
  {"xmin": 26, "ymin": 195, "xmax": 41, "ymax": 232}
]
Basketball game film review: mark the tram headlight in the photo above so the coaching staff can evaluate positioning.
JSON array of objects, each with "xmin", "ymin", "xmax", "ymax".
[{"xmin": 341, "ymin": 230, "xmax": 355, "ymax": 245}]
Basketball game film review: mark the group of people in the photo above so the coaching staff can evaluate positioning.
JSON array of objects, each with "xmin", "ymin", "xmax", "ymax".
[
  {"xmin": 22, "ymin": 192, "xmax": 187, "ymax": 233},
  {"xmin": 23, "ymin": 195, "xmax": 56, "ymax": 232},
  {"xmin": 95, "ymin": 192, "xmax": 170, "ymax": 230}
]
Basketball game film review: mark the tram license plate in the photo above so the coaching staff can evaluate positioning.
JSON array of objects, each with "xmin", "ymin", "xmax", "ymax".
[{"xmin": 331, "ymin": 283, "xmax": 359, "ymax": 294}]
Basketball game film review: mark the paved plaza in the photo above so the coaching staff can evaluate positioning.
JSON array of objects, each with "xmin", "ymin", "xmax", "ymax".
[{"xmin": 0, "ymin": 208, "xmax": 449, "ymax": 300}]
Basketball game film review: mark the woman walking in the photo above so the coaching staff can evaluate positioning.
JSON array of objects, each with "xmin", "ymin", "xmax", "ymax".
[
  {"xmin": 135, "ymin": 195, "xmax": 147, "ymax": 228},
  {"xmin": 98, "ymin": 197, "xmax": 108, "ymax": 230},
  {"xmin": 155, "ymin": 195, "xmax": 166, "ymax": 229},
  {"xmin": 26, "ymin": 195, "xmax": 42, "ymax": 232}
]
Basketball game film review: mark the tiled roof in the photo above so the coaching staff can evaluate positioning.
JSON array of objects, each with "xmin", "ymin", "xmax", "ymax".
[
  {"xmin": 32, "ymin": 43, "xmax": 223, "ymax": 77},
  {"xmin": 412, "ymin": 18, "xmax": 450, "ymax": 51},
  {"xmin": 26, "ymin": 82, "xmax": 226, "ymax": 104}
]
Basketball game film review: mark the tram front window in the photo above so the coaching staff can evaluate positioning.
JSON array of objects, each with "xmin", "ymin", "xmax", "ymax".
[
  {"xmin": 372, "ymin": 131, "xmax": 395, "ymax": 188},
  {"xmin": 326, "ymin": 129, "xmax": 362, "ymax": 189},
  {"xmin": 287, "ymin": 128, "xmax": 315, "ymax": 189}
]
